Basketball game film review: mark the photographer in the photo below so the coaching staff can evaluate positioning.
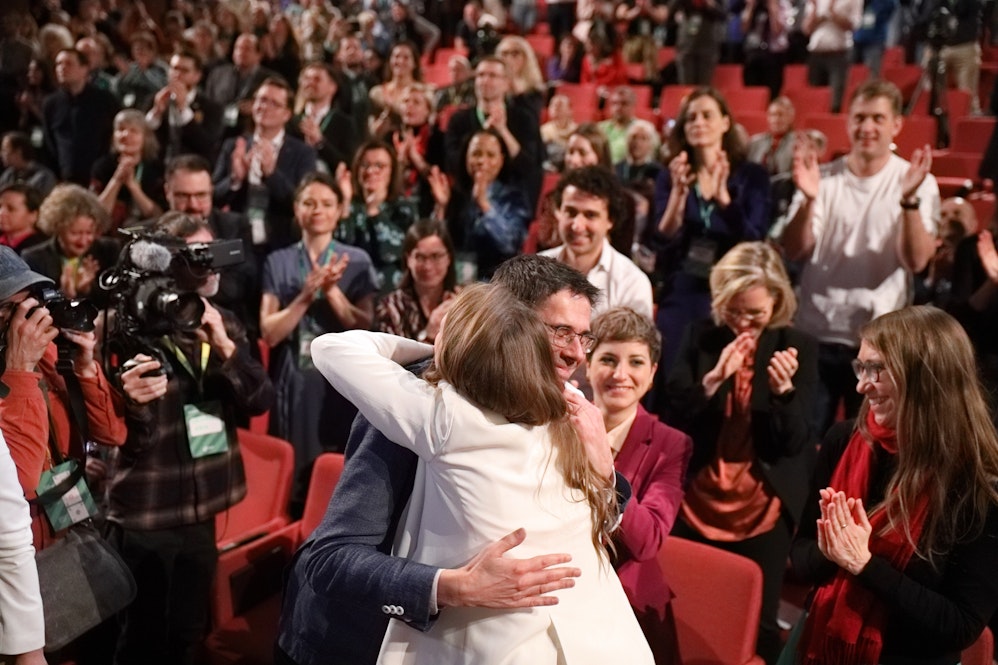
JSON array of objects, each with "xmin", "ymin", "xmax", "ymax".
[
  {"xmin": 103, "ymin": 211, "xmax": 273, "ymax": 665},
  {"xmin": 0, "ymin": 246, "xmax": 126, "ymax": 548},
  {"xmin": 917, "ymin": 0, "xmax": 983, "ymax": 114}
]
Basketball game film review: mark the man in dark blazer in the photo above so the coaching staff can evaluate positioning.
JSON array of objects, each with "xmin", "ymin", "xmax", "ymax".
[
  {"xmin": 443, "ymin": 56, "xmax": 545, "ymax": 210},
  {"xmin": 203, "ymin": 33, "xmax": 277, "ymax": 140},
  {"xmin": 287, "ymin": 62, "xmax": 359, "ymax": 174},
  {"xmin": 212, "ymin": 77, "xmax": 316, "ymax": 253},
  {"xmin": 277, "ymin": 255, "xmax": 632, "ymax": 665},
  {"xmin": 42, "ymin": 48, "xmax": 119, "ymax": 186},
  {"xmin": 145, "ymin": 51, "xmax": 224, "ymax": 163}
]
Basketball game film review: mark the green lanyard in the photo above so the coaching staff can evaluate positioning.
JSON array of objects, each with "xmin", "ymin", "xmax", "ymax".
[
  {"xmin": 162, "ymin": 337, "xmax": 210, "ymax": 395},
  {"xmin": 693, "ymin": 182, "xmax": 715, "ymax": 231},
  {"xmin": 297, "ymin": 240, "xmax": 338, "ymax": 299}
]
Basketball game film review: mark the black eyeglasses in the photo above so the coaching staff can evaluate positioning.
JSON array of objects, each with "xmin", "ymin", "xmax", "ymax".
[
  {"xmin": 545, "ymin": 324, "xmax": 597, "ymax": 353},
  {"xmin": 851, "ymin": 359, "xmax": 886, "ymax": 382}
]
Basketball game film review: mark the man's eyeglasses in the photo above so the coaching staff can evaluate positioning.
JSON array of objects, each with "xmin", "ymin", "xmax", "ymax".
[
  {"xmin": 169, "ymin": 191, "xmax": 212, "ymax": 204},
  {"xmin": 851, "ymin": 359, "xmax": 886, "ymax": 382},
  {"xmin": 545, "ymin": 324, "xmax": 597, "ymax": 353}
]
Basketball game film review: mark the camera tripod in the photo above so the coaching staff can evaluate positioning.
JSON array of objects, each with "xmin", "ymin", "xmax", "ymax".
[{"xmin": 906, "ymin": 43, "xmax": 951, "ymax": 148}]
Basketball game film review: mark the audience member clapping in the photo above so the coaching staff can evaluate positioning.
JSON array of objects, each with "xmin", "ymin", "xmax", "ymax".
[
  {"xmin": 260, "ymin": 172, "xmax": 379, "ymax": 506},
  {"xmin": 91, "ymin": 109, "xmax": 165, "ymax": 230},
  {"xmin": 23, "ymin": 184, "xmax": 119, "ymax": 305},
  {"xmin": 665, "ymin": 241, "xmax": 817, "ymax": 664},
  {"xmin": 334, "ymin": 140, "xmax": 420, "ymax": 291},
  {"xmin": 789, "ymin": 306, "xmax": 998, "ymax": 665},
  {"xmin": 375, "ymin": 218, "xmax": 460, "ymax": 342},
  {"xmin": 652, "ymin": 87, "xmax": 772, "ymax": 375}
]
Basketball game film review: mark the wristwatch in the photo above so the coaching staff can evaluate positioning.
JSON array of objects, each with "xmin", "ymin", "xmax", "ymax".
[{"xmin": 900, "ymin": 195, "xmax": 921, "ymax": 210}]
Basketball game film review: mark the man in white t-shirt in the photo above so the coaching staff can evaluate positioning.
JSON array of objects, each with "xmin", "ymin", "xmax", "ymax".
[
  {"xmin": 781, "ymin": 79, "xmax": 939, "ymax": 436},
  {"xmin": 540, "ymin": 166, "xmax": 654, "ymax": 320}
]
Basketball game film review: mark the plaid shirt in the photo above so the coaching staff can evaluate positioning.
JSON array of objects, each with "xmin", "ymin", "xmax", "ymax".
[{"xmin": 105, "ymin": 310, "xmax": 274, "ymax": 530}]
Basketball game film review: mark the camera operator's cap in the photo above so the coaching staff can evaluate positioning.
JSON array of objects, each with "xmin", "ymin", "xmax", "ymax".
[{"xmin": 0, "ymin": 246, "xmax": 54, "ymax": 302}]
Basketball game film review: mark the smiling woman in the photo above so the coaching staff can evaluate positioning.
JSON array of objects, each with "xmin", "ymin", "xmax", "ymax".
[
  {"xmin": 790, "ymin": 306, "xmax": 998, "ymax": 665},
  {"xmin": 587, "ymin": 307, "xmax": 692, "ymax": 665},
  {"xmin": 664, "ymin": 241, "xmax": 817, "ymax": 664},
  {"xmin": 260, "ymin": 172, "xmax": 380, "ymax": 509}
]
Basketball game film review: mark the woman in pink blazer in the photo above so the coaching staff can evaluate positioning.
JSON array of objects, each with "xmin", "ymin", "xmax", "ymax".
[{"xmin": 587, "ymin": 307, "xmax": 693, "ymax": 665}]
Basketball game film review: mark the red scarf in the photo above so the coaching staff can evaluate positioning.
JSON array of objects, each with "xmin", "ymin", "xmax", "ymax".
[{"xmin": 798, "ymin": 412, "xmax": 930, "ymax": 665}]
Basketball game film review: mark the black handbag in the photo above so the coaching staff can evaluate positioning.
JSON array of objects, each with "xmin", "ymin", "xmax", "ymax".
[{"xmin": 34, "ymin": 522, "xmax": 136, "ymax": 651}]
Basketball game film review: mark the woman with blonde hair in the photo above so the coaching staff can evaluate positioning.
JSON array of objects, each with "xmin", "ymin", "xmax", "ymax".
[
  {"xmin": 496, "ymin": 35, "xmax": 546, "ymax": 120},
  {"xmin": 789, "ymin": 305, "xmax": 998, "ymax": 665},
  {"xmin": 665, "ymin": 241, "xmax": 817, "ymax": 664},
  {"xmin": 23, "ymin": 184, "xmax": 119, "ymax": 305},
  {"xmin": 90, "ymin": 108, "xmax": 165, "ymax": 230},
  {"xmin": 311, "ymin": 283, "xmax": 654, "ymax": 664}
]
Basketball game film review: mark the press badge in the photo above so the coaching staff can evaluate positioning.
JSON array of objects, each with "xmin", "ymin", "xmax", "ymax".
[
  {"xmin": 682, "ymin": 237, "xmax": 718, "ymax": 279},
  {"xmin": 224, "ymin": 103, "xmax": 240, "ymax": 127},
  {"xmin": 248, "ymin": 207, "xmax": 268, "ymax": 245},
  {"xmin": 36, "ymin": 460, "xmax": 100, "ymax": 530},
  {"xmin": 298, "ymin": 329, "xmax": 317, "ymax": 370},
  {"xmin": 184, "ymin": 401, "xmax": 229, "ymax": 458}
]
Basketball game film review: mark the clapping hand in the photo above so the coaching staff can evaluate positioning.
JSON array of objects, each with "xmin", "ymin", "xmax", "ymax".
[
  {"xmin": 816, "ymin": 488, "xmax": 873, "ymax": 575},
  {"xmin": 700, "ymin": 149, "xmax": 731, "ymax": 208},
  {"xmin": 767, "ymin": 347, "xmax": 799, "ymax": 396},
  {"xmin": 793, "ymin": 133, "xmax": 820, "ymax": 201},
  {"xmin": 668, "ymin": 150, "xmax": 693, "ymax": 200},
  {"xmin": 902, "ymin": 144, "xmax": 932, "ymax": 200},
  {"xmin": 701, "ymin": 331, "xmax": 756, "ymax": 398}
]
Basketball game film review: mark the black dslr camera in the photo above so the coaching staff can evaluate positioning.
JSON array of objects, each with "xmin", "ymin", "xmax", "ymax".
[{"xmin": 28, "ymin": 285, "xmax": 99, "ymax": 333}]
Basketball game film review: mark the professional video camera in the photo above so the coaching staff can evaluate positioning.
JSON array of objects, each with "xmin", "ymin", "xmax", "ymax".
[
  {"xmin": 100, "ymin": 230, "xmax": 243, "ymax": 380},
  {"xmin": 925, "ymin": 0, "xmax": 958, "ymax": 48}
]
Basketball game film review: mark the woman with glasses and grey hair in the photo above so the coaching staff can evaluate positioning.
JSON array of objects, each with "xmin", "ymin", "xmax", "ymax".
[{"xmin": 663, "ymin": 240, "xmax": 817, "ymax": 664}]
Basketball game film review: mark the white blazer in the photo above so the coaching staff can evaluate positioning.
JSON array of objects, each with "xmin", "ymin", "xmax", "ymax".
[
  {"xmin": 312, "ymin": 331, "xmax": 654, "ymax": 665},
  {"xmin": 0, "ymin": 431, "xmax": 45, "ymax": 654}
]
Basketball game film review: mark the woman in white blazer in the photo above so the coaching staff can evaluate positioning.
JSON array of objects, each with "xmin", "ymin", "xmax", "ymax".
[
  {"xmin": 311, "ymin": 283, "xmax": 654, "ymax": 665},
  {"xmin": 0, "ymin": 430, "xmax": 45, "ymax": 663}
]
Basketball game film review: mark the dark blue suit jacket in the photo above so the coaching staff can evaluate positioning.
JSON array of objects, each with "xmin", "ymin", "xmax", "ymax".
[
  {"xmin": 212, "ymin": 133, "xmax": 317, "ymax": 250},
  {"xmin": 277, "ymin": 402, "xmax": 439, "ymax": 665}
]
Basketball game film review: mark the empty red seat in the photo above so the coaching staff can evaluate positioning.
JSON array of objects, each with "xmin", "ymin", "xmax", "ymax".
[
  {"xmin": 526, "ymin": 33, "xmax": 555, "ymax": 60},
  {"xmin": 215, "ymin": 429, "xmax": 294, "ymax": 552},
  {"xmin": 950, "ymin": 116, "xmax": 997, "ymax": 154},
  {"xmin": 659, "ymin": 537, "xmax": 765, "ymax": 665},
  {"xmin": 893, "ymin": 115, "xmax": 938, "ymax": 156},
  {"xmin": 783, "ymin": 87, "xmax": 833, "ymax": 115},
  {"xmin": 721, "ymin": 86, "xmax": 771, "ymax": 112},
  {"xmin": 659, "ymin": 85, "xmax": 697, "ymax": 117},
  {"xmin": 800, "ymin": 113, "xmax": 850, "ymax": 160},
  {"xmin": 734, "ymin": 111, "xmax": 770, "ymax": 137},
  {"xmin": 712, "ymin": 64, "xmax": 744, "ymax": 89}
]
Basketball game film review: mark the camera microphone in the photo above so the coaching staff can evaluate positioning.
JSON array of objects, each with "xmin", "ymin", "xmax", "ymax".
[{"xmin": 129, "ymin": 240, "xmax": 174, "ymax": 273}]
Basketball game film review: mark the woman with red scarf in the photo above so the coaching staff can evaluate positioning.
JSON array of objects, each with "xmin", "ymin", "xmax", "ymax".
[{"xmin": 789, "ymin": 305, "xmax": 998, "ymax": 665}]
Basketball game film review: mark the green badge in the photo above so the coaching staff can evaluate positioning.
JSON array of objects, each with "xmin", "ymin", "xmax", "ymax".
[
  {"xmin": 184, "ymin": 401, "xmax": 230, "ymax": 458},
  {"xmin": 36, "ymin": 460, "xmax": 100, "ymax": 531}
]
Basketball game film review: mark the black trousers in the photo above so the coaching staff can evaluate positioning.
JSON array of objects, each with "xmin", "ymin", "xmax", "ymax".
[{"xmin": 107, "ymin": 520, "xmax": 218, "ymax": 665}]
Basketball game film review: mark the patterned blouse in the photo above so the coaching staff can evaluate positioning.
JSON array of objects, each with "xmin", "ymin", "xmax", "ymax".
[
  {"xmin": 335, "ymin": 197, "xmax": 420, "ymax": 292},
  {"xmin": 374, "ymin": 282, "xmax": 457, "ymax": 341}
]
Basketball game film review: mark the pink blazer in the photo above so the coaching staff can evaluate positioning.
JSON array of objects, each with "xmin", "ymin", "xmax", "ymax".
[{"xmin": 614, "ymin": 405, "xmax": 693, "ymax": 618}]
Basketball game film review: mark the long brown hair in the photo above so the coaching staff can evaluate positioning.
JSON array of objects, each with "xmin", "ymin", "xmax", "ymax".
[
  {"xmin": 858, "ymin": 306, "xmax": 998, "ymax": 565},
  {"xmin": 669, "ymin": 87, "xmax": 747, "ymax": 168},
  {"xmin": 424, "ymin": 284, "xmax": 617, "ymax": 555}
]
